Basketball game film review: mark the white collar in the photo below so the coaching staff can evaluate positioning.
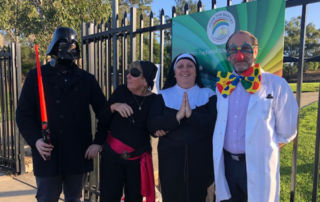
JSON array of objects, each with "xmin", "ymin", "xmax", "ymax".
[{"xmin": 160, "ymin": 84, "xmax": 214, "ymax": 110}]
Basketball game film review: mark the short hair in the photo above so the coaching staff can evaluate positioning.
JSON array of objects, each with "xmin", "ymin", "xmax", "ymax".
[{"xmin": 225, "ymin": 30, "xmax": 258, "ymax": 50}]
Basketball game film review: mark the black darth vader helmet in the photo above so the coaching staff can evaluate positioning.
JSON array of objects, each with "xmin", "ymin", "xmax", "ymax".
[{"xmin": 46, "ymin": 27, "xmax": 80, "ymax": 60}]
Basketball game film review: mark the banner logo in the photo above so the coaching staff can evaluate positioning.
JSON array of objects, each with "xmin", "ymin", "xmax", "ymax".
[{"xmin": 207, "ymin": 11, "xmax": 236, "ymax": 45}]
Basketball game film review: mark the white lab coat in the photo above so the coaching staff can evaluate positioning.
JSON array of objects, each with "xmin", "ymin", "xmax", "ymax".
[{"xmin": 213, "ymin": 72, "xmax": 298, "ymax": 202}]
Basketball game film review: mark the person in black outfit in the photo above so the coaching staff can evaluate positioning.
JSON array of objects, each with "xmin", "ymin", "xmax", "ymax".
[
  {"xmin": 16, "ymin": 27, "xmax": 107, "ymax": 202},
  {"xmin": 93, "ymin": 61, "xmax": 157, "ymax": 202},
  {"xmin": 148, "ymin": 53, "xmax": 217, "ymax": 202}
]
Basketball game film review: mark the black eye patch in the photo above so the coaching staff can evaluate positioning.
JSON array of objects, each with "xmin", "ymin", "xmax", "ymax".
[{"xmin": 129, "ymin": 68, "xmax": 141, "ymax": 77}]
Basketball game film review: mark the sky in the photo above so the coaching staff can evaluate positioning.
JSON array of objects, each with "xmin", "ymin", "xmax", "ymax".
[{"xmin": 151, "ymin": 0, "xmax": 320, "ymax": 29}]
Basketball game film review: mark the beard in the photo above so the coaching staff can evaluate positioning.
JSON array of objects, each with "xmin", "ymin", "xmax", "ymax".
[{"xmin": 232, "ymin": 58, "xmax": 254, "ymax": 74}]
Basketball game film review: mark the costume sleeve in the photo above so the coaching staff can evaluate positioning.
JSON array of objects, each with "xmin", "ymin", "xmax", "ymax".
[
  {"xmin": 89, "ymin": 76, "xmax": 109, "ymax": 145},
  {"xmin": 274, "ymin": 79, "xmax": 299, "ymax": 143},
  {"xmin": 92, "ymin": 84, "xmax": 124, "ymax": 144},
  {"xmin": 16, "ymin": 70, "xmax": 42, "ymax": 147},
  {"xmin": 147, "ymin": 94, "xmax": 180, "ymax": 135},
  {"xmin": 185, "ymin": 95, "xmax": 217, "ymax": 134}
]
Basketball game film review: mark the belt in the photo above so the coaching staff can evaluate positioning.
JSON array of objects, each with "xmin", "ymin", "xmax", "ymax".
[
  {"xmin": 106, "ymin": 133, "xmax": 155, "ymax": 202},
  {"xmin": 224, "ymin": 149, "xmax": 246, "ymax": 162}
]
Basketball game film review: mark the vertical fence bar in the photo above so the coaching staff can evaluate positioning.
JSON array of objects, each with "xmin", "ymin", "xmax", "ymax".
[
  {"xmin": 159, "ymin": 9, "xmax": 165, "ymax": 89},
  {"xmin": 121, "ymin": 17, "xmax": 125, "ymax": 84},
  {"xmin": 212, "ymin": 0, "xmax": 216, "ymax": 9},
  {"xmin": 100, "ymin": 20, "xmax": 106, "ymax": 89},
  {"xmin": 172, "ymin": 6, "xmax": 176, "ymax": 18},
  {"xmin": 123, "ymin": 12, "xmax": 128, "ymax": 83},
  {"xmin": 227, "ymin": 0, "xmax": 232, "ymax": 6},
  {"xmin": 184, "ymin": 3, "xmax": 189, "ymax": 15},
  {"xmin": 0, "ymin": 48, "xmax": 4, "ymax": 161},
  {"xmin": 86, "ymin": 22, "xmax": 96, "ymax": 202},
  {"xmin": 0, "ymin": 49, "xmax": 3, "ymax": 161},
  {"xmin": 312, "ymin": 86, "xmax": 320, "ymax": 202},
  {"xmin": 8, "ymin": 44, "xmax": 15, "ymax": 170},
  {"xmin": 94, "ymin": 22, "xmax": 98, "ymax": 78},
  {"xmin": 130, "ymin": 7, "xmax": 137, "ymax": 64},
  {"xmin": 112, "ymin": 0, "xmax": 119, "ymax": 88},
  {"xmin": 13, "ymin": 43, "xmax": 24, "ymax": 173},
  {"xmin": 106, "ymin": 19, "xmax": 112, "ymax": 98},
  {"xmin": 98, "ymin": 21, "xmax": 103, "ymax": 86},
  {"xmin": 197, "ymin": 0, "xmax": 203, "ymax": 12},
  {"xmin": 88, "ymin": 23, "xmax": 95, "ymax": 75},
  {"xmin": 290, "ymin": 3, "xmax": 307, "ymax": 202},
  {"xmin": 149, "ymin": 12, "xmax": 154, "ymax": 62},
  {"xmin": 11, "ymin": 44, "xmax": 18, "ymax": 172},
  {"xmin": 81, "ymin": 22, "xmax": 87, "ymax": 71},
  {"xmin": 3, "ymin": 47, "xmax": 9, "ymax": 163},
  {"xmin": 139, "ymin": 14, "xmax": 144, "ymax": 61}
]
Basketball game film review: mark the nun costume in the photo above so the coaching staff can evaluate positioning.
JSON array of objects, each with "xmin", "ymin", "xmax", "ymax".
[{"xmin": 148, "ymin": 53, "xmax": 217, "ymax": 202}]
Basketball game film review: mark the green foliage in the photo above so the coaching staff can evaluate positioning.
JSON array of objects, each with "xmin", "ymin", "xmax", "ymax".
[
  {"xmin": 162, "ymin": 0, "xmax": 200, "ymax": 76},
  {"xmin": 284, "ymin": 17, "xmax": 320, "ymax": 79},
  {"xmin": 289, "ymin": 82, "xmax": 320, "ymax": 93},
  {"xmin": 21, "ymin": 44, "xmax": 36, "ymax": 77},
  {"xmin": 0, "ymin": 0, "xmax": 112, "ymax": 59},
  {"xmin": 280, "ymin": 102, "xmax": 320, "ymax": 201},
  {"xmin": 174, "ymin": 0, "xmax": 200, "ymax": 15}
]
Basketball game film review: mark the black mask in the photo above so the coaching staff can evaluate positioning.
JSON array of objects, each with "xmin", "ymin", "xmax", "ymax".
[{"xmin": 56, "ymin": 41, "xmax": 78, "ymax": 62}]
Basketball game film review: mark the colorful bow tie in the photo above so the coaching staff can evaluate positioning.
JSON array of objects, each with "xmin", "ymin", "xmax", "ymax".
[{"xmin": 216, "ymin": 64, "xmax": 262, "ymax": 98}]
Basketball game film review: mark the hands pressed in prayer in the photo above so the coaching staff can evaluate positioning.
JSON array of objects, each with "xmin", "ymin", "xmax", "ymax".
[{"xmin": 176, "ymin": 92, "xmax": 192, "ymax": 122}]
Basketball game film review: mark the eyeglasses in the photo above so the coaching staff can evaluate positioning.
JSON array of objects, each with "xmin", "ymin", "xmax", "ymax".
[
  {"xmin": 227, "ymin": 43, "xmax": 255, "ymax": 57},
  {"xmin": 128, "ymin": 68, "xmax": 142, "ymax": 78}
]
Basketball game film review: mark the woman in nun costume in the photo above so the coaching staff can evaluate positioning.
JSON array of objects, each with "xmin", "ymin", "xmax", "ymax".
[{"xmin": 148, "ymin": 53, "xmax": 217, "ymax": 202}]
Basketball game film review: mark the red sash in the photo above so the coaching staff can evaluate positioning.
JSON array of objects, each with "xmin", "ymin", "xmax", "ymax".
[{"xmin": 106, "ymin": 134, "xmax": 155, "ymax": 202}]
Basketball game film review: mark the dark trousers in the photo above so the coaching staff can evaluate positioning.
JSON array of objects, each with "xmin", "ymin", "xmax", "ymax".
[
  {"xmin": 222, "ymin": 150, "xmax": 247, "ymax": 202},
  {"xmin": 100, "ymin": 146, "xmax": 142, "ymax": 202},
  {"xmin": 35, "ymin": 174, "xmax": 84, "ymax": 202}
]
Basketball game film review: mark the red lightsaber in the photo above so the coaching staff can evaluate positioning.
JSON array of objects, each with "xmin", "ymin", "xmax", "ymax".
[{"xmin": 35, "ymin": 45, "xmax": 51, "ymax": 151}]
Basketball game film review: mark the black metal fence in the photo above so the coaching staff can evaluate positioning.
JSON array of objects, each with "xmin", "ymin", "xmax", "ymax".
[
  {"xmin": 0, "ymin": 43, "xmax": 24, "ymax": 174},
  {"xmin": 81, "ymin": 0, "xmax": 320, "ymax": 201}
]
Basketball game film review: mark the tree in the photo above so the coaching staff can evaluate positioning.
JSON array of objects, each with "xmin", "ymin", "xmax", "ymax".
[
  {"xmin": 0, "ymin": 33, "xmax": 5, "ymax": 47},
  {"xmin": 284, "ymin": 17, "xmax": 320, "ymax": 80},
  {"xmin": 0, "ymin": 0, "xmax": 112, "ymax": 58},
  {"xmin": 162, "ymin": 0, "xmax": 202, "ymax": 75}
]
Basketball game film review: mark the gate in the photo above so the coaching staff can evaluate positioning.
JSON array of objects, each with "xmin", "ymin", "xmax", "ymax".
[{"xmin": 0, "ymin": 43, "xmax": 24, "ymax": 174}]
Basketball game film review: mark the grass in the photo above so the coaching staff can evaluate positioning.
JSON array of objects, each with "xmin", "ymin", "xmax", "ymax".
[
  {"xmin": 289, "ymin": 82, "xmax": 320, "ymax": 93},
  {"xmin": 280, "ymin": 102, "xmax": 320, "ymax": 201}
]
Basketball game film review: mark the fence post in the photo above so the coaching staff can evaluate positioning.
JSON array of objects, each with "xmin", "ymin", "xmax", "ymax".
[
  {"xmin": 290, "ymin": 3, "xmax": 307, "ymax": 202},
  {"xmin": 197, "ymin": 0, "xmax": 203, "ymax": 12},
  {"xmin": 149, "ymin": 12, "xmax": 154, "ymax": 62},
  {"xmin": 122, "ymin": 13, "xmax": 128, "ymax": 83},
  {"xmin": 88, "ymin": 23, "xmax": 95, "ymax": 75},
  {"xmin": 130, "ymin": 7, "xmax": 137, "ymax": 64},
  {"xmin": 112, "ymin": 0, "xmax": 119, "ymax": 88},
  {"xmin": 212, "ymin": 0, "xmax": 216, "ymax": 9},
  {"xmin": 159, "ymin": 9, "xmax": 165, "ymax": 89},
  {"xmin": 139, "ymin": 14, "xmax": 144, "ymax": 61},
  {"xmin": 312, "ymin": 86, "xmax": 320, "ymax": 202},
  {"xmin": 106, "ymin": 18, "xmax": 112, "ymax": 98},
  {"xmin": 12, "ymin": 43, "xmax": 24, "ymax": 174}
]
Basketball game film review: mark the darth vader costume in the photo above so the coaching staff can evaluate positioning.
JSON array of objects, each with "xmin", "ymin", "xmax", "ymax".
[{"xmin": 16, "ymin": 27, "xmax": 107, "ymax": 202}]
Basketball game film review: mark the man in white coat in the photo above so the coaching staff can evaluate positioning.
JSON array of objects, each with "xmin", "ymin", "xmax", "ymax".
[{"xmin": 213, "ymin": 30, "xmax": 298, "ymax": 202}]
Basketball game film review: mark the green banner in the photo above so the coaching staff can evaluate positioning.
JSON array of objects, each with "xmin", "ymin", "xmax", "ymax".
[{"xmin": 172, "ymin": 0, "xmax": 285, "ymax": 90}]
